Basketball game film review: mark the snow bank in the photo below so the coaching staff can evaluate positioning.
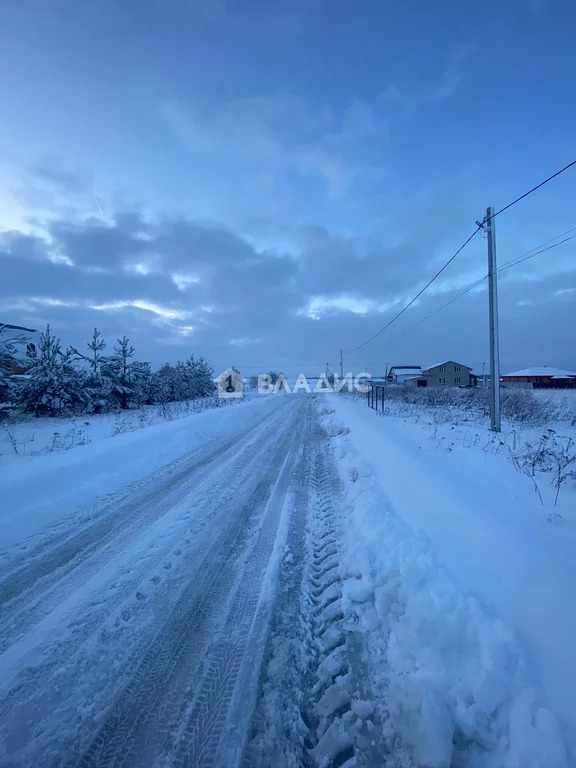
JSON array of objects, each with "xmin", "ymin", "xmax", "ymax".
[
  {"xmin": 320, "ymin": 404, "xmax": 570, "ymax": 767},
  {"xmin": 0, "ymin": 395, "xmax": 254, "ymax": 459},
  {"xmin": 318, "ymin": 407, "xmax": 351, "ymax": 437}
]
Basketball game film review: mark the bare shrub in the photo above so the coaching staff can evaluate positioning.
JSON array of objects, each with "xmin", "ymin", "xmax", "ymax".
[{"xmin": 364, "ymin": 385, "xmax": 557, "ymax": 426}]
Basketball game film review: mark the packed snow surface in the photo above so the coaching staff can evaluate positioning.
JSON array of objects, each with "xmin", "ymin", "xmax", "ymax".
[{"xmin": 0, "ymin": 392, "xmax": 573, "ymax": 767}]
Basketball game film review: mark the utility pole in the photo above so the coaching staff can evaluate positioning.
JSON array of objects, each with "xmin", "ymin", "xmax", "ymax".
[
  {"xmin": 339, "ymin": 349, "xmax": 343, "ymax": 381},
  {"xmin": 486, "ymin": 206, "xmax": 501, "ymax": 432}
]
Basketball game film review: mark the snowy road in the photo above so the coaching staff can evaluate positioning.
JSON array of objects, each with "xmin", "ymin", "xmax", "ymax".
[
  {"xmin": 0, "ymin": 396, "xmax": 390, "ymax": 768},
  {"xmin": 1, "ymin": 394, "xmax": 572, "ymax": 768}
]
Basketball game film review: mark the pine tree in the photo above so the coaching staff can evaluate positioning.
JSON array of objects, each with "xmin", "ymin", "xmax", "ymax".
[
  {"xmin": 0, "ymin": 326, "xmax": 27, "ymax": 418},
  {"xmin": 70, "ymin": 328, "xmax": 113, "ymax": 413},
  {"xmin": 130, "ymin": 361, "xmax": 153, "ymax": 407},
  {"xmin": 185, "ymin": 356, "xmax": 215, "ymax": 398},
  {"xmin": 18, "ymin": 325, "xmax": 88, "ymax": 416},
  {"xmin": 102, "ymin": 336, "xmax": 137, "ymax": 410},
  {"xmin": 150, "ymin": 363, "xmax": 173, "ymax": 404}
]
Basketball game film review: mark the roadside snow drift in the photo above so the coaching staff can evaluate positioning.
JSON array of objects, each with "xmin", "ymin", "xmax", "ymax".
[{"xmin": 320, "ymin": 403, "xmax": 569, "ymax": 768}]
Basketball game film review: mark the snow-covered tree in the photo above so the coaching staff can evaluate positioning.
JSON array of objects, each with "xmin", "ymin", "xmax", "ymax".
[
  {"xmin": 70, "ymin": 328, "xmax": 113, "ymax": 413},
  {"xmin": 130, "ymin": 361, "xmax": 153, "ymax": 407},
  {"xmin": 18, "ymin": 325, "xmax": 88, "ymax": 416},
  {"xmin": 4, "ymin": 323, "xmax": 218, "ymax": 418},
  {"xmin": 185, "ymin": 356, "xmax": 215, "ymax": 398},
  {"xmin": 102, "ymin": 336, "xmax": 137, "ymax": 410},
  {"xmin": 150, "ymin": 363, "xmax": 176, "ymax": 404},
  {"xmin": 148, "ymin": 356, "xmax": 214, "ymax": 404},
  {"xmin": 0, "ymin": 326, "xmax": 28, "ymax": 418}
]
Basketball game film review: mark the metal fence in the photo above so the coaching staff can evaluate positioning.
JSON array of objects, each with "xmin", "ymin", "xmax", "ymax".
[{"xmin": 367, "ymin": 383, "xmax": 386, "ymax": 413}]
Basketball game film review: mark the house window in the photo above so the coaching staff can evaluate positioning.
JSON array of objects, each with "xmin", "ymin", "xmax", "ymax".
[
  {"xmin": 455, "ymin": 377, "xmax": 460, "ymax": 384},
  {"xmin": 439, "ymin": 366, "xmax": 444, "ymax": 372},
  {"xmin": 454, "ymin": 365, "xmax": 460, "ymax": 372},
  {"xmin": 439, "ymin": 377, "xmax": 445, "ymax": 384}
]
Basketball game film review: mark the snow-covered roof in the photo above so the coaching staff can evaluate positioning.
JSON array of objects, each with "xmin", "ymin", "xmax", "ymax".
[
  {"xmin": 423, "ymin": 361, "xmax": 471, "ymax": 371},
  {"xmin": 503, "ymin": 367, "xmax": 576, "ymax": 378},
  {"xmin": 392, "ymin": 367, "xmax": 422, "ymax": 376}
]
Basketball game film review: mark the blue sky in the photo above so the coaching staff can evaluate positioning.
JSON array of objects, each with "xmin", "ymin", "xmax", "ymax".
[{"xmin": 1, "ymin": 0, "xmax": 575, "ymax": 375}]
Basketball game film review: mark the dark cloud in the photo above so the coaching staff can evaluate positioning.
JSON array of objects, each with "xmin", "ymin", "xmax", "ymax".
[
  {"xmin": 0, "ymin": 231, "xmax": 50, "ymax": 262},
  {"xmin": 153, "ymin": 219, "xmax": 256, "ymax": 270},
  {"xmin": 49, "ymin": 217, "xmax": 151, "ymax": 269},
  {"xmin": 0, "ymin": 212, "xmax": 302, "ymax": 363},
  {"xmin": 0, "ymin": 230, "xmax": 180, "ymax": 305},
  {"xmin": 1, "ymin": 206, "xmax": 574, "ymax": 370}
]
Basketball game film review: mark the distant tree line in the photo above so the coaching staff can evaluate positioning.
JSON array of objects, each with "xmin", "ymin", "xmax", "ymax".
[{"xmin": 0, "ymin": 325, "xmax": 215, "ymax": 419}]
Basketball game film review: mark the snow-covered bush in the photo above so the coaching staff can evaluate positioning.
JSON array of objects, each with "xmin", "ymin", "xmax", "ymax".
[
  {"xmin": 18, "ymin": 326, "xmax": 88, "ymax": 417},
  {"xmin": 500, "ymin": 388, "xmax": 559, "ymax": 424},
  {"xmin": 150, "ymin": 357, "xmax": 215, "ymax": 404},
  {"xmin": 366, "ymin": 385, "xmax": 557, "ymax": 426}
]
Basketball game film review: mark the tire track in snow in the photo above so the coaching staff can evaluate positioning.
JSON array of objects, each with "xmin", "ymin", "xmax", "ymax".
[
  {"xmin": 241, "ymin": 406, "xmax": 316, "ymax": 768},
  {"xmin": 243, "ymin": 404, "xmax": 393, "ymax": 768},
  {"xmin": 0, "ymin": 398, "xmax": 302, "ymax": 767},
  {"xmin": 0, "ymin": 399, "xmax": 293, "ymax": 653},
  {"xmin": 74, "ymin": 400, "xmax": 305, "ymax": 768},
  {"xmin": 171, "ymin": 411, "xmax": 309, "ymax": 768}
]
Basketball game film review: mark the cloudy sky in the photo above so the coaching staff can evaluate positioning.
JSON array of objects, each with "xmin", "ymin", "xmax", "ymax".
[{"xmin": 0, "ymin": 0, "xmax": 574, "ymax": 377}]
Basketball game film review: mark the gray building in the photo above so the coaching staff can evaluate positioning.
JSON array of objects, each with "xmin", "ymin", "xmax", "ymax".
[{"xmin": 420, "ymin": 361, "xmax": 475, "ymax": 387}]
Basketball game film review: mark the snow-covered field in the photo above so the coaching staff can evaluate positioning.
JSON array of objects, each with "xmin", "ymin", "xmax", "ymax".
[{"xmin": 0, "ymin": 391, "xmax": 574, "ymax": 767}]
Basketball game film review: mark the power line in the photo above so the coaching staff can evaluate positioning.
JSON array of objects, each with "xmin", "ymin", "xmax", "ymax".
[
  {"xmin": 490, "ymin": 159, "xmax": 576, "ymax": 220},
  {"xmin": 341, "ymin": 160, "xmax": 576, "ymax": 355},
  {"xmin": 380, "ymin": 229, "xmax": 576, "ymax": 347},
  {"xmin": 385, "ymin": 276, "xmax": 486, "ymax": 345},
  {"xmin": 497, "ymin": 233, "xmax": 576, "ymax": 273},
  {"xmin": 497, "ymin": 225, "xmax": 576, "ymax": 269},
  {"xmin": 343, "ymin": 227, "xmax": 482, "ymax": 353}
]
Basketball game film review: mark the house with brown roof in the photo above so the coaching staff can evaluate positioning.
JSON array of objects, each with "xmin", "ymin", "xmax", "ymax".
[{"xmin": 502, "ymin": 367, "xmax": 576, "ymax": 389}]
